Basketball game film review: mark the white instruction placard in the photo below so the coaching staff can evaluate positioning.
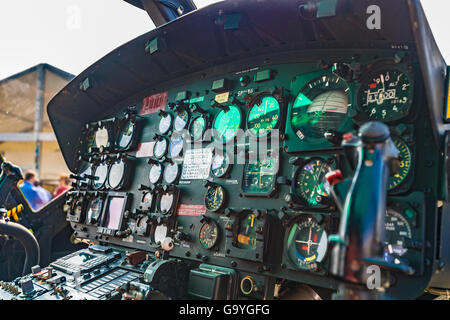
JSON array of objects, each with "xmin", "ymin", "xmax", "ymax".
[{"xmin": 181, "ymin": 148, "xmax": 213, "ymax": 180}]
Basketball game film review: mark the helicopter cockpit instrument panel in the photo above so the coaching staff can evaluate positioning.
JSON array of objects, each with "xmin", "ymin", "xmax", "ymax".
[{"xmin": 3, "ymin": 0, "xmax": 449, "ymax": 300}]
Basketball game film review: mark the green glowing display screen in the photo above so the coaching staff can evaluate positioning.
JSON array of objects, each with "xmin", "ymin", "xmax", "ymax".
[
  {"xmin": 247, "ymin": 96, "xmax": 280, "ymax": 137},
  {"xmin": 213, "ymin": 105, "xmax": 242, "ymax": 143}
]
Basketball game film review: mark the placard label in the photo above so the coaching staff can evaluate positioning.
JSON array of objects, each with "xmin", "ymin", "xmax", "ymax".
[
  {"xmin": 141, "ymin": 91, "xmax": 168, "ymax": 115},
  {"xmin": 181, "ymin": 148, "xmax": 213, "ymax": 180}
]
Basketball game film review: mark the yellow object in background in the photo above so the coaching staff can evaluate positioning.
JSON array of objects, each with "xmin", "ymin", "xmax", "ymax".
[{"xmin": 6, "ymin": 204, "xmax": 24, "ymax": 222}]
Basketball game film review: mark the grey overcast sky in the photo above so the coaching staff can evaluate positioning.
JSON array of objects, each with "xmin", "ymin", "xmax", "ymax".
[{"xmin": 0, "ymin": 0, "xmax": 447, "ymax": 80}]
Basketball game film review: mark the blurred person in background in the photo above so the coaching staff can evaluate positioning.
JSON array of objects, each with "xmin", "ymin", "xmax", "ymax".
[
  {"xmin": 54, "ymin": 174, "xmax": 71, "ymax": 198},
  {"xmin": 19, "ymin": 170, "xmax": 45, "ymax": 211},
  {"xmin": 34, "ymin": 180, "xmax": 52, "ymax": 205}
]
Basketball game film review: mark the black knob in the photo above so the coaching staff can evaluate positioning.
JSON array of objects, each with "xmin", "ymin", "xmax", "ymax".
[{"xmin": 359, "ymin": 122, "xmax": 390, "ymax": 143}]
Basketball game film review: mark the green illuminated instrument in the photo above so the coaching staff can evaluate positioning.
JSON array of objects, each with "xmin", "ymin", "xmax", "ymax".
[
  {"xmin": 295, "ymin": 158, "xmax": 332, "ymax": 207},
  {"xmin": 237, "ymin": 213, "xmax": 258, "ymax": 250},
  {"xmin": 388, "ymin": 137, "xmax": 412, "ymax": 190},
  {"xmin": 247, "ymin": 95, "xmax": 280, "ymax": 138},
  {"xmin": 291, "ymin": 74, "xmax": 351, "ymax": 142},
  {"xmin": 213, "ymin": 105, "xmax": 242, "ymax": 143},
  {"xmin": 242, "ymin": 154, "xmax": 278, "ymax": 196}
]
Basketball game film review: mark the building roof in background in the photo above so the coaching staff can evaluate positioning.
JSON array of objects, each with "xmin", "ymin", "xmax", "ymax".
[{"xmin": 0, "ymin": 63, "xmax": 74, "ymax": 134}]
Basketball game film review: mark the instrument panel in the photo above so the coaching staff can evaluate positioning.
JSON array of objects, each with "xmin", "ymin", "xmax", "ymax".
[{"xmin": 63, "ymin": 51, "xmax": 425, "ymax": 298}]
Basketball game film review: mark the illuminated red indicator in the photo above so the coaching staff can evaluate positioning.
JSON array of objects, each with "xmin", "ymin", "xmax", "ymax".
[
  {"xmin": 313, "ymin": 234, "xmax": 317, "ymax": 242},
  {"xmin": 301, "ymin": 246, "xmax": 308, "ymax": 251},
  {"xmin": 370, "ymin": 83, "xmax": 377, "ymax": 89}
]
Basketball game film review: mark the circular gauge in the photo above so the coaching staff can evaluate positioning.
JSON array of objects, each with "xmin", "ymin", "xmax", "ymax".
[
  {"xmin": 74, "ymin": 199, "xmax": 84, "ymax": 215},
  {"xmin": 153, "ymin": 138, "xmax": 168, "ymax": 159},
  {"xmin": 388, "ymin": 137, "xmax": 412, "ymax": 191},
  {"xmin": 159, "ymin": 113, "xmax": 173, "ymax": 135},
  {"xmin": 213, "ymin": 105, "xmax": 242, "ymax": 143},
  {"xmin": 211, "ymin": 153, "xmax": 231, "ymax": 178},
  {"xmin": 291, "ymin": 74, "xmax": 351, "ymax": 141},
  {"xmin": 237, "ymin": 212, "xmax": 258, "ymax": 250},
  {"xmin": 80, "ymin": 165, "xmax": 92, "ymax": 184},
  {"xmin": 247, "ymin": 95, "xmax": 280, "ymax": 138},
  {"xmin": 174, "ymin": 109, "xmax": 190, "ymax": 132},
  {"xmin": 359, "ymin": 68, "xmax": 413, "ymax": 121},
  {"xmin": 189, "ymin": 115, "xmax": 207, "ymax": 141},
  {"xmin": 93, "ymin": 163, "xmax": 108, "ymax": 190},
  {"xmin": 295, "ymin": 158, "xmax": 332, "ymax": 207},
  {"xmin": 117, "ymin": 120, "xmax": 135, "ymax": 150},
  {"xmin": 149, "ymin": 163, "xmax": 163, "ymax": 185},
  {"xmin": 86, "ymin": 198, "xmax": 104, "ymax": 224},
  {"xmin": 136, "ymin": 215, "xmax": 150, "ymax": 236},
  {"xmin": 108, "ymin": 160, "xmax": 126, "ymax": 189},
  {"xmin": 199, "ymin": 220, "xmax": 219, "ymax": 249},
  {"xmin": 242, "ymin": 155, "xmax": 278, "ymax": 195},
  {"xmin": 204, "ymin": 185, "xmax": 226, "ymax": 212},
  {"xmin": 159, "ymin": 192, "xmax": 174, "ymax": 214},
  {"xmin": 63, "ymin": 201, "xmax": 73, "ymax": 213},
  {"xmin": 383, "ymin": 209, "xmax": 412, "ymax": 265},
  {"xmin": 141, "ymin": 192, "xmax": 154, "ymax": 207},
  {"xmin": 168, "ymin": 134, "xmax": 184, "ymax": 159},
  {"xmin": 163, "ymin": 163, "xmax": 180, "ymax": 184},
  {"xmin": 95, "ymin": 127, "xmax": 109, "ymax": 148},
  {"xmin": 152, "ymin": 224, "xmax": 168, "ymax": 245},
  {"xmin": 286, "ymin": 218, "xmax": 328, "ymax": 268}
]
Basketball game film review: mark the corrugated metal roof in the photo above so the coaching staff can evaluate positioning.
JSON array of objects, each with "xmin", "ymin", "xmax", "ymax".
[{"xmin": 0, "ymin": 63, "xmax": 74, "ymax": 134}]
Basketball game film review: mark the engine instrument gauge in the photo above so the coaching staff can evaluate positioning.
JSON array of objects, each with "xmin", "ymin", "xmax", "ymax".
[
  {"xmin": 174, "ymin": 109, "xmax": 190, "ymax": 132},
  {"xmin": 136, "ymin": 215, "xmax": 150, "ymax": 237},
  {"xmin": 383, "ymin": 209, "xmax": 412, "ymax": 265},
  {"xmin": 237, "ymin": 212, "xmax": 258, "ymax": 250},
  {"xmin": 86, "ymin": 198, "xmax": 104, "ymax": 225},
  {"xmin": 168, "ymin": 134, "xmax": 184, "ymax": 159},
  {"xmin": 199, "ymin": 220, "xmax": 219, "ymax": 249},
  {"xmin": 359, "ymin": 68, "xmax": 413, "ymax": 121},
  {"xmin": 247, "ymin": 95, "xmax": 280, "ymax": 138},
  {"xmin": 149, "ymin": 163, "xmax": 163, "ymax": 185},
  {"xmin": 204, "ymin": 184, "xmax": 226, "ymax": 212},
  {"xmin": 163, "ymin": 163, "xmax": 180, "ymax": 184},
  {"xmin": 158, "ymin": 192, "xmax": 174, "ymax": 214},
  {"xmin": 141, "ymin": 192, "xmax": 154, "ymax": 210},
  {"xmin": 211, "ymin": 152, "xmax": 231, "ymax": 178},
  {"xmin": 108, "ymin": 159, "xmax": 126, "ymax": 190},
  {"xmin": 151, "ymin": 224, "xmax": 168, "ymax": 245},
  {"xmin": 153, "ymin": 137, "xmax": 168, "ymax": 159},
  {"xmin": 294, "ymin": 158, "xmax": 333, "ymax": 207},
  {"xmin": 388, "ymin": 137, "xmax": 412, "ymax": 191},
  {"xmin": 291, "ymin": 74, "xmax": 351, "ymax": 141},
  {"xmin": 213, "ymin": 105, "xmax": 242, "ymax": 143},
  {"xmin": 189, "ymin": 115, "xmax": 207, "ymax": 141},
  {"xmin": 159, "ymin": 113, "xmax": 173, "ymax": 135},
  {"xmin": 242, "ymin": 153, "xmax": 278, "ymax": 196},
  {"xmin": 117, "ymin": 120, "xmax": 135, "ymax": 150},
  {"xmin": 286, "ymin": 218, "xmax": 328, "ymax": 268},
  {"xmin": 94, "ymin": 126, "xmax": 109, "ymax": 149},
  {"xmin": 93, "ymin": 163, "xmax": 108, "ymax": 190}
]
